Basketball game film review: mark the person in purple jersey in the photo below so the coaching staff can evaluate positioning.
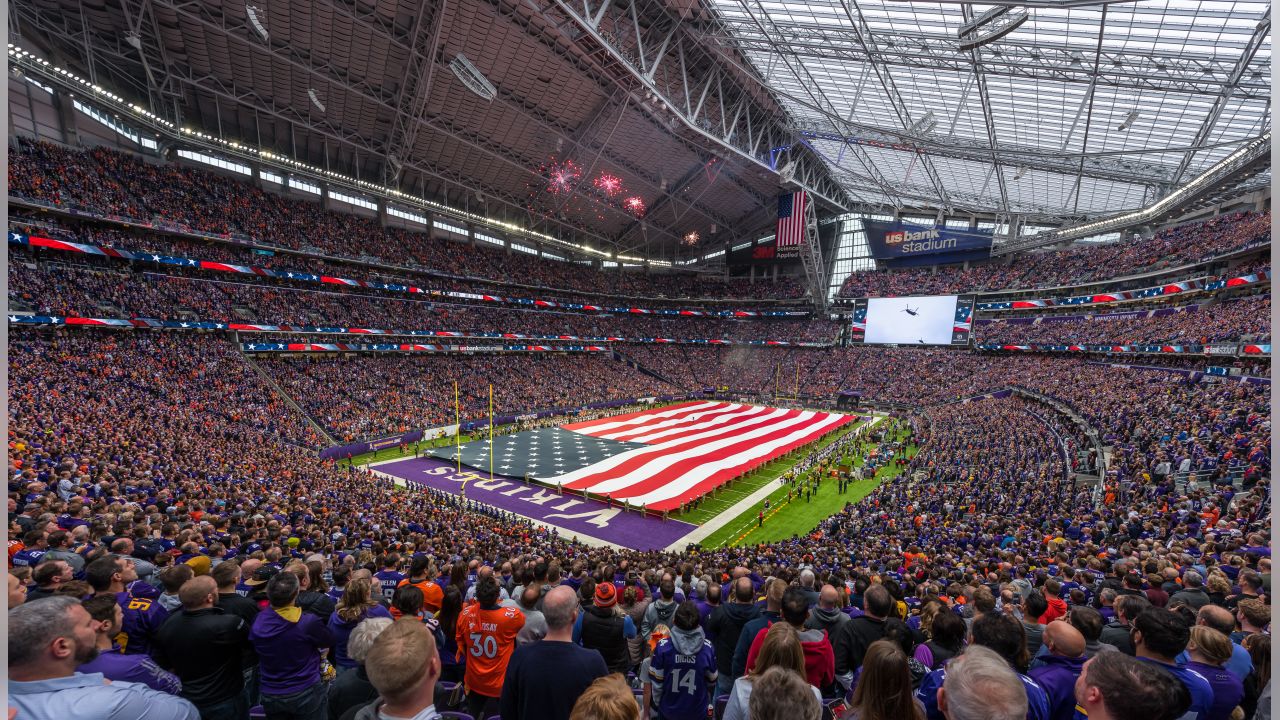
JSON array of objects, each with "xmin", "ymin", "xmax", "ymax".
[
  {"xmin": 1131, "ymin": 607, "xmax": 1215, "ymax": 720},
  {"xmin": 1072, "ymin": 651, "xmax": 1191, "ymax": 720},
  {"xmin": 1184, "ymin": 627, "xmax": 1244, "ymax": 720},
  {"xmin": 649, "ymin": 601, "xmax": 717, "ymax": 720},
  {"xmin": 77, "ymin": 594, "xmax": 184, "ymax": 694},
  {"xmin": 85, "ymin": 554, "xmax": 169, "ymax": 656},
  {"xmin": 12, "ymin": 529, "xmax": 49, "ymax": 568},
  {"xmin": 373, "ymin": 552, "xmax": 405, "ymax": 604}
]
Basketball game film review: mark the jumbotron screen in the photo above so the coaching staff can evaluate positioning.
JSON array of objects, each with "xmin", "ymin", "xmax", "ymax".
[{"xmin": 850, "ymin": 295, "xmax": 973, "ymax": 346}]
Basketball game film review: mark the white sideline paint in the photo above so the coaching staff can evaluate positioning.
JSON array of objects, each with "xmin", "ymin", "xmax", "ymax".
[{"xmin": 667, "ymin": 415, "xmax": 884, "ymax": 551}]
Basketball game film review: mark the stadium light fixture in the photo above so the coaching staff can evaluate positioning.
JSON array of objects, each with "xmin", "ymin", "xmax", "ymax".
[
  {"xmin": 124, "ymin": 32, "xmax": 142, "ymax": 50},
  {"xmin": 1117, "ymin": 110, "xmax": 1139, "ymax": 131},
  {"xmin": 449, "ymin": 54, "xmax": 497, "ymax": 101},
  {"xmin": 308, "ymin": 88, "xmax": 326, "ymax": 113},
  {"xmin": 246, "ymin": 5, "xmax": 269, "ymax": 42}
]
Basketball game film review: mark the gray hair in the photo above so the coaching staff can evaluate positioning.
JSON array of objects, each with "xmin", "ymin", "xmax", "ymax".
[
  {"xmin": 348, "ymin": 617, "xmax": 394, "ymax": 664},
  {"xmin": 542, "ymin": 585, "xmax": 578, "ymax": 631},
  {"xmin": 9, "ymin": 596, "xmax": 81, "ymax": 667},
  {"xmin": 942, "ymin": 646, "xmax": 1027, "ymax": 720},
  {"xmin": 799, "ymin": 569, "xmax": 816, "ymax": 588},
  {"xmin": 1182, "ymin": 571, "xmax": 1203, "ymax": 588}
]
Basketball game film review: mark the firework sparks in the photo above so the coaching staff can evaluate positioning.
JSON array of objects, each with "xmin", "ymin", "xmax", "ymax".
[
  {"xmin": 623, "ymin": 196, "xmax": 646, "ymax": 217},
  {"xmin": 593, "ymin": 172, "xmax": 623, "ymax": 197},
  {"xmin": 682, "ymin": 231, "xmax": 700, "ymax": 246},
  {"xmin": 546, "ymin": 159, "xmax": 583, "ymax": 196}
]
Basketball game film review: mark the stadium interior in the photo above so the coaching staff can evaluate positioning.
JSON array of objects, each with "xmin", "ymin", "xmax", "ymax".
[{"xmin": 3, "ymin": 0, "xmax": 1274, "ymax": 719}]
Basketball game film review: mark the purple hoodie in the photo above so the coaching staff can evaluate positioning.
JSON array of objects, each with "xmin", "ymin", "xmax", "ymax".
[
  {"xmin": 1028, "ymin": 654, "xmax": 1086, "ymax": 720},
  {"xmin": 78, "ymin": 646, "xmax": 184, "ymax": 695},
  {"xmin": 249, "ymin": 606, "xmax": 335, "ymax": 695}
]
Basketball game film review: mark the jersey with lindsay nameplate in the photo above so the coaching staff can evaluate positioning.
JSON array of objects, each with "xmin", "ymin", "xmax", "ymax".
[{"xmin": 457, "ymin": 603, "xmax": 525, "ymax": 697}]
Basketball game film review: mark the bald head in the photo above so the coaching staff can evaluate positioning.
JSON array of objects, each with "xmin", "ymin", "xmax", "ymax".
[
  {"xmin": 1197, "ymin": 605, "xmax": 1236, "ymax": 636},
  {"xmin": 239, "ymin": 558, "xmax": 263, "ymax": 579},
  {"xmin": 733, "ymin": 577, "xmax": 754, "ymax": 603},
  {"xmin": 179, "ymin": 576, "xmax": 219, "ymax": 610},
  {"xmin": 819, "ymin": 585, "xmax": 839, "ymax": 609},
  {"xmin": 542, "ymin": 585, "xmax": 579, "ymax": 632},
  {"xmin": 1043, "ymin": 620, "xmax": 1085, "ymax": 659}
]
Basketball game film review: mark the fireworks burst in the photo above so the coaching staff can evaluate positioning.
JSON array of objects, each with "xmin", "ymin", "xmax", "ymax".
[
  {"xmin": 546, "ymin": 159, "xmax": 583, "ymax": 196},
  {"xmin": 593, "ymin": 172, "xmax": 623, "ymax": 198},
  {"xmin": 682, "ymin": 231, "xmax": 700, "ymax": 246},
  {"xmin": 623, "ymin": 196, "xmax": 646, "ymax": 217}
]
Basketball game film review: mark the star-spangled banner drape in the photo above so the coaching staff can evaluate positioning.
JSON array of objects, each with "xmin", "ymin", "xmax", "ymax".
[{"xmin": 430, "ymin": 401, "xmax": 853, "ymax": 511}]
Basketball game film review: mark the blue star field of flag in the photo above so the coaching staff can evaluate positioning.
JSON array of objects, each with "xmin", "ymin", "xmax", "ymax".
[{"xmin": 427, "ymin": 427, "xmax": 648, "ymax": 480}]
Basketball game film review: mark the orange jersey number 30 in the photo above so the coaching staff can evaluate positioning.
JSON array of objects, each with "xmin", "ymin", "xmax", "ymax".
[{"xmin": 457, "ymin": 605, "xmax": 525, "ymax": 697}]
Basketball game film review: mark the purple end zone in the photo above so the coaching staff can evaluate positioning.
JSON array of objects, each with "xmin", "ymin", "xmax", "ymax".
[{"xmin": 375, "ymin": 456, "xmax": 698, "ymax": 550}]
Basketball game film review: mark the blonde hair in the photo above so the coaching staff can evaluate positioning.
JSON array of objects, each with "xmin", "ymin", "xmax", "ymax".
[
  {"xmin": 1188, "ymin": 626, "xmax": 1232, "ymax": 666},
  {"xmin": 365, "ymin": 619, "xmax": 437, "ymax": 703},
  {"xmin": 569, "ymin": 673, "xmax": 639, "ymax": 720},
  {"xmin": 753, "ymin": 622, "xmax": 805, "ymax": 678}
]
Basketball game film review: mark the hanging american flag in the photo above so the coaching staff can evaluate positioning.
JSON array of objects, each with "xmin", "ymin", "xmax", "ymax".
[{"xmin": 775, "ymin": 190, "xmax": 808, "ymax": 247}]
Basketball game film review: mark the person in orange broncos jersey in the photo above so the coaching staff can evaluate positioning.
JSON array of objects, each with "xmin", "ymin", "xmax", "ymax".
[
  {"xmin": 457, "ymin": 574, "xmax": 524, "ymax": 719},
  {"xmin": 397, "ymin": 555, "xmax": 445, "ymax": 614}
]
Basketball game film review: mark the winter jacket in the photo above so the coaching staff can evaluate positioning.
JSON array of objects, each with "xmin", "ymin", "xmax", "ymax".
[
  {"xmin": 153, "ymin": 606, "xmax": 250, "ymax": 707},
  {"xmin": 1028, "ymin": 654, "xmax": 1086, "ymax": 720},
  {"xmin": 578, "ymin": 605, "xmax": 633, "ymax": 673},
  {"xmin": 707, "ymin": 602, "xmax": 760, "ymax": 677},
  {"xmin": 744, "ymin": 623, "xmax": 835, "ymax": 692},
  {"xmin": 732, "ymin": 610, "xmax": 780, "ymax": 679},
  {"xmin": 833, "ymin": 615, "xmax": 887, "ymax": 677}
]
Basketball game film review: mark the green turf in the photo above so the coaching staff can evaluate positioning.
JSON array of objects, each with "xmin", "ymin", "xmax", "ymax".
[{"xmin": 698, "ymin": 423, "xmax": 916, "ymax": 548}]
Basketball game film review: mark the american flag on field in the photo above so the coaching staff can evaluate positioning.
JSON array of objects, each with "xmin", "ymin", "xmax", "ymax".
[
  {"xmin": 431, "ymin": 401, "xmax": 852, "ymax": 512},
  {"xmin": 775, "ymin": 190, "xmax": 808, "ymax": 247}
]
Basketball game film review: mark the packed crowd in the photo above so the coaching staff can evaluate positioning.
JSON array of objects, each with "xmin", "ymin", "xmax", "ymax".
[
  {"xmin": 257, "ymin": 353, "xmax": 674, "ymax": 442},
  {"xmin": 837, "ymin": 212, "xmax": 1271, "ymax": 298},
  {"xmin": 7, "ymin": 257, "xmax": 839, "ymax": 344},
  {"xmin": 8, "ymin": 330, "xmax": 1271, "ymax": 720},
  {"xmin": 9, "ymin": 139, "xmax": 805, "ymax": 301},
  {"xmin": 975, "ymin": 295, "xmax": 1272, "ymax": 345}
]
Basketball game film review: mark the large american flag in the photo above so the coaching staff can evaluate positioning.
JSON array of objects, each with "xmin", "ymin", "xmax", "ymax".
[
  {"xmin": 775, "ymin": 190, "xmax": 809, "ymax": 247},
  {"xmin": 431, "ymin": 401, "xmax": 853, "ymax": 511}
]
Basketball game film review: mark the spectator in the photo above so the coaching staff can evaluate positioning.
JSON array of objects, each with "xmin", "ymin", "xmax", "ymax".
[
  {"xmin": 1234, "ymin": 598, "xmax": 1269, "ymax": 642},
  {"xmin": 1020, "ymin": 591, "xmax": 1049, "ymax": 658},
  {"xmin": 501, "ymin": 585, "xmax": 609, "ymax": 720},
  {"xmin": 1178, "ymin": 605, "xmax": 1253, "ymax": 682},
  {"xmin": 805, "ymin": 584, "xmax": 850, "ymax": 639},
  {"xmin": 1100, "ymin": 595, "xmax": 1149, "ymax": 656},
  {"xmin": 723, "ymin": 622, "xmax": 822, "ymax": 720},
  {"xmin": 328, "ymin": 578, "xmax": 394, "ymax": 672},
  {"xmin": 1170, "ymin": 572, "xmax": 1211, "ymax": 611},
  {"xmin": 1184, "ymin": 626, "xmax": 1245, "ymax": 720},
  {"xmin": 834, "ymin": 582, "xmax": 893, "ymax": 689},
  {"xmin": 743, "ymin": 586, "xmax": 835, "ymax": 693},
  {"xmin": 746, "ymin": 666, "xmax": 821, "ymax": 720},
  {"xmin": 41, "ymin": 530, "xmax": 87, "ymax": 574},
  {"xmin": 1040, "ymin": 580, "xmax": 1067, "ymax": 624},
  {"xmin": 1027, "ymin": 621, "xmax": 1086, "ymax": 720},
  {"xmin": 8, "ymin": 596, "xmax": 200, "ymax": 719},
  {"xmin": 9, "ymin": 571, "xmax": 29, "ymax": 607},
  {"xmin": 916, "ymin": 614, "xmax": 1049, "ymax": 720},
  {"xmin": 915, "ymin": 609, "xmax": 965, "ymax": 671},
  {"xmin": 396, "ymin": 555, "xmax": 445, "ymax": 614},
  {"xmin": 27, "ymin": 559, "xmax": 75, "ymax": 602},
  {"xmin": 158, "ymin": 565, "xmax": 196, "ymax": 613},
  {"xmin": 938, "ymin": 646, "xmax": 1028, "ymax": 720},
  {"xmin": 514, "ymin": 585, "xmax": 548, "ymax": 646},
  {"xmin": 707, "ymin": 576, "xmax": 760, "ymax": 696},
  {"xmin": 1131, "ymin": 607, "xmax": 1214, "ymax": 719},
  {"xmin": 457, "ymin": 573, "xmax": 525, "ymax": 719},
  {"xmin": 351, "ymin": 618, "xmax": 442, "ymax": 720},
  {"xmin": 846, "ymin": 639, "xmax": 926, "ymax": 720},
  {"xmin": 152, "ymin": 575, "xmax": 253, "ymax": 718},
  {"xmin": 77, "ymin": 594, "xmax": 184, "ymax": 694},
  {"xmin": 574, "ymin": 579, "xmax": 636, "ymax": 674},
  {"xmin": 569, "ymin": 673, "xmax": 639, "ymax": 720},
  {"xmin": 649, "ymin": 601, "xmax": 717, "ymax": 720},
  {"xmin": 85, "ymin": 554, "xmax": 169, "ymax": 656},
  {"xmin": 249, "ymin": 571, "xmax": 336, "ymax": 720},
  {"xmin": 1064, "ymin": 607, "xmax": 1115, "ymax": 658},
  {"xmin": 434, "ymin": 585, "xmax": 466, "ymax": 683},
  {"xmin": 327, "ymin": 617, "xmax": 393, "ymax": 720},
  {"xmin": 642, "ymin": 578, "xmax": 679, "ymax": 638},
  {"xmin": 1072, "ymin": 650, "xmax": 1192, "ymax": 720},
  {"xmin": 1239, "ymin": 633, "xmax": 1269, "ymax": 720}
]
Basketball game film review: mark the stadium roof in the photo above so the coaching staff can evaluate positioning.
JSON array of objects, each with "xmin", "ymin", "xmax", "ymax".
[
  {"xmin": 707, "ymin": 0, "xmax": 1272, "ymax": 223},
  {"xmin": 9, "ymin": 0, "xmax": 1271, "ymax": 255}
]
